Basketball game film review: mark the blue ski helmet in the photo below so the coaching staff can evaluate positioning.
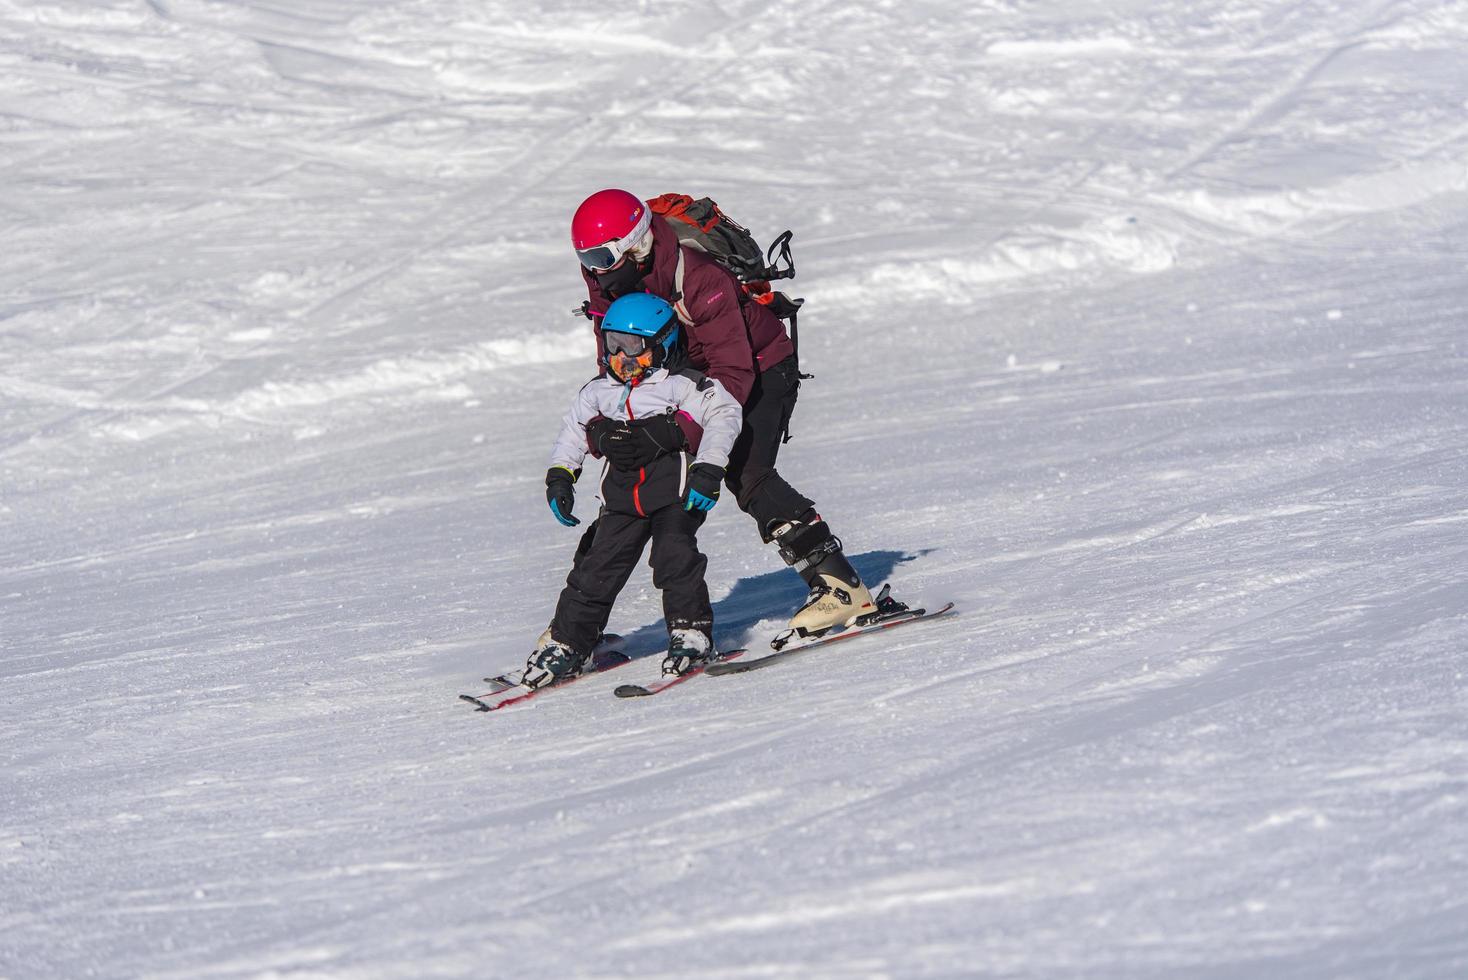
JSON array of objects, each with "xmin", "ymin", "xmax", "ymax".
[{"xmin": 601, "ymin": 292, "xmax": 680, "ymax": 383}]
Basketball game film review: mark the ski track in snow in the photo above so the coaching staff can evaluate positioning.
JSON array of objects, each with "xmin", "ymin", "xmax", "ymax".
[{"xmin": 3, "ymin": 1, "xmax": 1468, "ymax": 977}]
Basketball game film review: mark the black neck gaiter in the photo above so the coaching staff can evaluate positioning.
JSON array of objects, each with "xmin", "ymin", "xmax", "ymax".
[{"xmin": 595, "ymin": 254, "xmax": 652, "ymax": 300}]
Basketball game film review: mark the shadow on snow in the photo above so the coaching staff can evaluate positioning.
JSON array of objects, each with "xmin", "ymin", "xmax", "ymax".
[{"xmin": 612, "ymin": 549, "xmax": 929, "ymax": 659}]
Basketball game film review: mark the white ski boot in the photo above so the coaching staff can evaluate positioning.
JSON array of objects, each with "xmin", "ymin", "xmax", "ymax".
[
  {"xmin": 788, "ymin": 573, "xmax": 876, "ymax": 635},
  {"xmin": 522, "ymin": 633, "xmax": 590, "ymax": 690},
  {"xmin": 661, "ymin": 628, "xmax": 716, "ymax": 677},
  {"xmin": 771, "ymin": 516, "xmax": 875, "ymax": 639}
]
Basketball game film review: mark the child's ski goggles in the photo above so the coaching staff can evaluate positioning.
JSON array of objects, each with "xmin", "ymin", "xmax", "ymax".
[
  {"xmin": 606, "ymin": 333, "xmax": 655, "ymax": 382},
  {"xmin": 604, "ymin": 330, "xmax": 652, "ymax": 356}
]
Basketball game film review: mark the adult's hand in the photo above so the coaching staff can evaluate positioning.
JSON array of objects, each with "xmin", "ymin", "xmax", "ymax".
[{"xmin": 596, "ymin": 414, "xmax": 687, "ymax": 470}]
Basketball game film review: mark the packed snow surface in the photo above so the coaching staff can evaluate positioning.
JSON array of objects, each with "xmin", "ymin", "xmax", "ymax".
[{"xmin": 3, "ymin": 0, "xmax": 1467, "ymax": 977}]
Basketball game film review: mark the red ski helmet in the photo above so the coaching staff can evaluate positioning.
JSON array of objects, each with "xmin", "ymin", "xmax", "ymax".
[{"xmin": 571, "ymin": 188, "xmax": 652, "ymax": 272}]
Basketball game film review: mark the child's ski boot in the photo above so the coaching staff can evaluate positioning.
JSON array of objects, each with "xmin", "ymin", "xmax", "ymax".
[
  {"xmin": 661, "ymin": 628, "xmax": 716, "ymax": 677},
  {"xmin": 522, "ymin": 632, "xmax": 590, "ymax": 690}
]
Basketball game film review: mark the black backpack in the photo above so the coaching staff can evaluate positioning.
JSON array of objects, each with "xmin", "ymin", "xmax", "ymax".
[{"xmin": 649, "ymin": 193, "xmax": 809, "ymax": 381}]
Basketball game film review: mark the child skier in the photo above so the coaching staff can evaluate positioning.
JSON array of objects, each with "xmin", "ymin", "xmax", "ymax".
[{"xmin": 523, "ymin": 292, "xmax": 744, "ymax": 689}]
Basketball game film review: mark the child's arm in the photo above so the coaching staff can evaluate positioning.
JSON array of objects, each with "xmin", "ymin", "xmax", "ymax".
[
  {"xmin": 678, "ymin": 376, "xmax": 744, "ymax": 469},
  {"xmin": 548, "ymin": 380, "xmax": 602, "ymax": 475}
]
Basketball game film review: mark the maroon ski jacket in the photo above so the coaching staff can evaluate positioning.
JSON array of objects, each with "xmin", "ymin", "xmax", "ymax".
[{"xmin": 580, "ymin": 214, "xmax": 795, "ymax": 406}]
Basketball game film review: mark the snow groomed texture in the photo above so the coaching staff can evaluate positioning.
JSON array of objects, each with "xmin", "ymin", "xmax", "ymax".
[{"xmin": 5, "ymin": 1, "xmax": 1468, "ymax": 977}]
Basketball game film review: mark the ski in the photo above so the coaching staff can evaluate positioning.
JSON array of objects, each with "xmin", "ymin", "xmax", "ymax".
[
  {"xmin": 613, "ymin": 649, "xmax": 748, "ymax": 698},
  {"xmin": 707, "ymin": 599, "xmax": 956, "ymax": 676},
  {"xmin": 459, "ymin": 649, "xmax": 632, "ymax": 712},
  {"xmin": 471, "ymin": 634, "xmax": 628, "ymax": 699},
  {"xmin": 477, "ymin": 674, "xmax": 519, "ymax": 696}
]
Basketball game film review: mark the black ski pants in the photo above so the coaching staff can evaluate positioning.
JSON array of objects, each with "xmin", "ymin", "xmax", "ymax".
[
  {"xmin": 724, "ymin": 355, "xmax": 815, "ymax": 539},
  {"xmin": 552, "ymin": 504, "xmax": 711, "ymax": 656}
]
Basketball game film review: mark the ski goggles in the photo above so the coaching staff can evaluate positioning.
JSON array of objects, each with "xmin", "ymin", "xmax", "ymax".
[
  {"xmin": 608, "ymin": 348, "xmax": 655, "ymax": 382},
  {"xmin": 576, "ymin": 242, "xmax": 630, "ymax": 273},
  {"xmin": 605, "ymin": 332, "xmax": 655, "ymax": 381},
  {"xmin": 603, "ymin": 330, "xmax": 651, "ymax": 356},
  {"xmin": 608, "ymin": 327, "xmax": 677, "ymax": 382},
  {"xmin": 575, "ymin": 206, "xmax": 653, "ymax": 272}
]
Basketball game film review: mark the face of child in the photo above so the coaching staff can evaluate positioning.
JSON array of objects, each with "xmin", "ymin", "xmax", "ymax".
[{"xmin": 605, "ymin": 330, "xmax": 654, "ymax": 383}]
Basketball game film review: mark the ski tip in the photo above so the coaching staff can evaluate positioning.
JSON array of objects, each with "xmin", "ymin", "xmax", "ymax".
[
  {"xmin": 613, "ymin": 684, "xmax": 655, "ymax": 698},
  {"xmin": 458, "ymin": 693, "xmax": 492, "ymax": 711}
]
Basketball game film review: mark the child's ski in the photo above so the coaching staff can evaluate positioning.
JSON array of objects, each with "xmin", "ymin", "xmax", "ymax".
[
  {"xmin": 613, "ymin": 649, "xmax": 748, "ymax": 698},
  {"xmin": 459, "ymin": 649, "xmax": 631, "ymax": 712},
  {"xmin": 465, "ymin": 634, "xmax": 628, "ymax": 702}
]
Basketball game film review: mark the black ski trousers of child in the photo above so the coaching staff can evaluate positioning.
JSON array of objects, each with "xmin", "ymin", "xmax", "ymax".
[{"xmin": 552, "ymin": 503, "xmax": 711, "ymax": 656}]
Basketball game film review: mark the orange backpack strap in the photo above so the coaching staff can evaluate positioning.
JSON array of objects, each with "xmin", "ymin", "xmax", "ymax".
[
  {"xmin": 649, "ymin": 193, "xmax": 726, "ymax": 234},
  {"xmin": 648, "ymin": 193, "xmax": 698, "ymax": 226}
]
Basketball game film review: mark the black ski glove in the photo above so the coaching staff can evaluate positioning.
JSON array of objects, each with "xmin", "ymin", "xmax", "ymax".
[
  {"xmin": 591, "ymin": 414, "xmax": 686, "ymax": 470},
  {"xmin": 586, "ymin": 416, "xmax": 621, "ymax": 459},
  {"xmin": 545, "ymin": 466, "xmax": 579, "ymax": 527},
  {"xmin": 683, "ymin": 463, "xmax": 724, "ymax": 512}
]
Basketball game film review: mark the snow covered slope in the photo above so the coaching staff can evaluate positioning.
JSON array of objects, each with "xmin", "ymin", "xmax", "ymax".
[{"xmin": 3, "ymin": 1, "xmax": 1467, "ymax": 976}]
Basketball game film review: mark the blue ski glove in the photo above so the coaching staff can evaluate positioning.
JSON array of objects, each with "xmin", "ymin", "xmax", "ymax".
[
  {"xmin": 683, "ymin": 463, "xmax": 725, "ymax": 512},
  {"xmin": 545, "ymin": 466, "xmax": 580, "ymax": 527}
]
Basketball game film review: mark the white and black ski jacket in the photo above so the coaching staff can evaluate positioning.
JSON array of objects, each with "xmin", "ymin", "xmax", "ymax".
[{"xmin": 549, "ymin": 367, "xmax": 743, "ymax": 517}]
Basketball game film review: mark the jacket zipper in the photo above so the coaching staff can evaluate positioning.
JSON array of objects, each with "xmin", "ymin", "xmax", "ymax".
[{"xmin": 623, "ymin": 382, "xmax": 648, "ymax": 517}]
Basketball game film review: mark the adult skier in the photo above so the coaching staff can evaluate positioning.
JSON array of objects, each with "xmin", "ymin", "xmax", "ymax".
[
  {"xmin": 567, "ymin": 188, "xmax": 876, "ymax": 639},
  {"xmin": 524, "ymin": 293, "xmax": 744, "ymax": 689}
]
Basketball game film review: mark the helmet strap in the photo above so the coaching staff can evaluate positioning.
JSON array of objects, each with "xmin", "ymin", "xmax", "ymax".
[{"xmin": 629, "ymin": 229, "xmax": 654, "ymax": 262}]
